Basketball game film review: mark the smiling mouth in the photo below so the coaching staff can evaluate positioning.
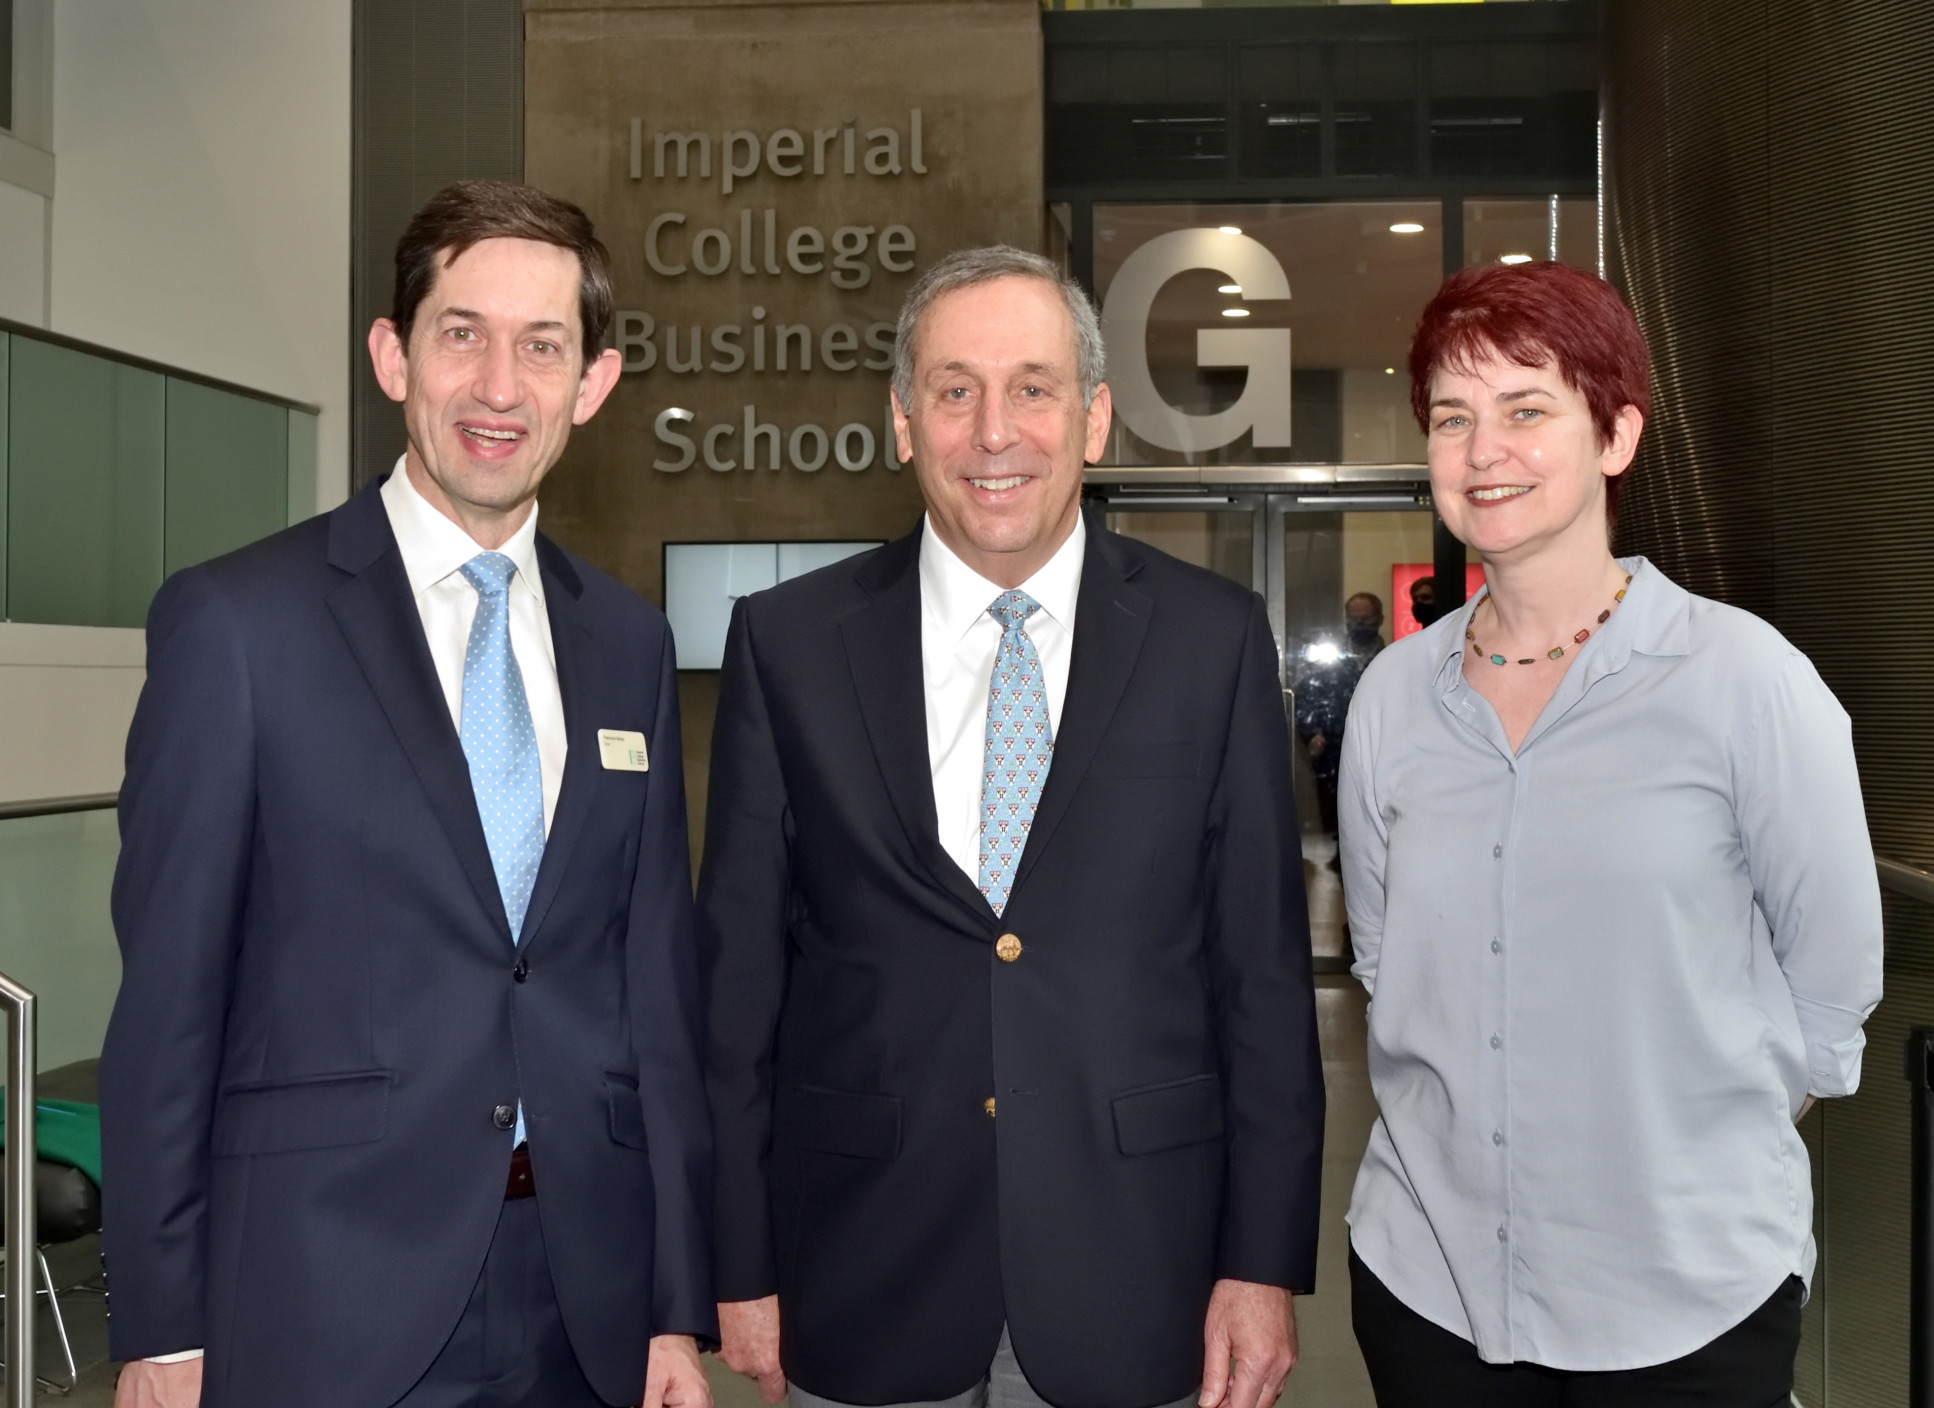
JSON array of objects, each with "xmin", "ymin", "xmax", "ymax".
[
  {"xmin": 1468, "ymin": 485, "xmax": 1532, "ymax": 502},
  {"xmin": 967, "ymin": 475, "xmax": 1029, "ymax": 492},
  {"xmin": 460, "ymin": 425, "xmax": 523, "ymax": 446}
]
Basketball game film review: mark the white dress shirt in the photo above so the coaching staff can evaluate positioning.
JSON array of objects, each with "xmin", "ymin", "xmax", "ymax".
[
  {"xmin": 1339, "ymin": 557, "xmax": 1883, "ymax": 1371},
  {"xmin": 143, "ymin": 465, "xmax": 572, "ymax": 1367},
  {"xmin": 920, "ymin": 513, "xmax": 1085, "ymax": 882},
  {"xmin": 381, "ymin": 458, "xmax": 567, "ymax": 832}
]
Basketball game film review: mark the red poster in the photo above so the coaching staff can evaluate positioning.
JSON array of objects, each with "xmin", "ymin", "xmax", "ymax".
[{"xmin": 1392, "ymin": 563, "xmax": 1487, "ymax": 638}]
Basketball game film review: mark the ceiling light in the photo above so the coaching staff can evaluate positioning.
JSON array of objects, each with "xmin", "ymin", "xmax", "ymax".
[
  {"xmin": 1218, "ymin": 283, "xmax": 1242, "ymax": 294},
  {"xmin": 1499, "ymin": 253, "xmax": 1534, "ymax": 265},
  {"xmin": 1384, "ymin": 367, "xmax": 1396, "ymax": 375},
  {"xmin": 1221, "ymin": 308, "xmax": 1251, "ymax": 318},
  {"xmin": 1304, "ymin": 640, "xmax": 1341, "ymax": 665},
  {"xmin": 1389, "ymin": 222, "xmax": 1425, "ymax": 234},
  {"xmin": 1218, "ymin": 225, "xmax": 1243, "ymax": 235}
]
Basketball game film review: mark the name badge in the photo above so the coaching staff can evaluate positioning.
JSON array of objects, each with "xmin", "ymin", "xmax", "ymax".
[{"xmin": 598, "ymin": 729, "xmax": 650, "ymax": 772}]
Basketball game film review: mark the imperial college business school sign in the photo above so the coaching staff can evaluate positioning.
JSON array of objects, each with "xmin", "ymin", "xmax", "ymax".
[{"xmin": 524, "ymin": 0, "xmax": 1045, "ymax": 610}]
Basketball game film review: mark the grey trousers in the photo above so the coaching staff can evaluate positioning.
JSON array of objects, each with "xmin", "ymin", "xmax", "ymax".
[{"xmin": 787, "ymin": 1325, "xmax": 1199, "ymax": 1408}]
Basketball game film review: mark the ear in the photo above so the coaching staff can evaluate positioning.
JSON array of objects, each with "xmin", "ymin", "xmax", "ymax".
[
  {"xmin": 1083, "ymin": 382, "xmax": 1113, "ymax": 465},
  {"xmin": 1600, "ymin": 403, "xmax": 1645, "ymax": 478},
  {"xmin": 369, "ymin": 319, "xmax": 409, "ymax": 404},
  {"xmin": 890, "ymin": 388, "xmax": 915, "ymax": 466},
  {"xmin": 571, "ymin": 347, "xmax": 624, "ymax": 426}
]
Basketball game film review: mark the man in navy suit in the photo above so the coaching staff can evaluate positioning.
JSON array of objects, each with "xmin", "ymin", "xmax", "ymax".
[
  {"xmin": 102, "ymin": 181, "xmax": 714, "ymax": 1408},
  {"xmin": 703, "ymin": 248, "xmax": 1324, "ymax": 1408}
]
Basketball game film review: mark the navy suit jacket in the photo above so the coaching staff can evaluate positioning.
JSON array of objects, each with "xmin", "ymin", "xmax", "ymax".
[
  {"xmin": 100, "ymin": 476, "xmax": 714, "ymax": 1408},
  {"xmin": 700, "ymin": 514, "xmax": 1325, "ymax": 1408}
]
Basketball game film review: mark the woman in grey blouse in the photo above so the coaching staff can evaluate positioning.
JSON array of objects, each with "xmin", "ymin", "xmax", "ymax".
[{"xmin": 1338, "ymin": 260, "xmax": 1883, "ymax": 1407}]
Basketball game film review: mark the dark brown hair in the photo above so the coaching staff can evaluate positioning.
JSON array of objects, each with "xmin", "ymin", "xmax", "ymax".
[
  {"xmin": 391, "ymin": 180, "xmax": 614, "ymax": 364},
  {"xmin": 1408, "ymin": 260, "xmax": 1650, "ymax": 523}
]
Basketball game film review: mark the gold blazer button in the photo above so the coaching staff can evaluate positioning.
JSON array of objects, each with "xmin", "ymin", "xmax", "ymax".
[
  {"xmin": 983, "ymin": 1097, "xmax": 997, "ymax": 1118},
  {"xmin": 995, "ymin": 933, "xmax": 1023, "ymax": 963}
]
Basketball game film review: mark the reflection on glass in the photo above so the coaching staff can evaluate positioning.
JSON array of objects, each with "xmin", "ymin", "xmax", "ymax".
[
  {"xmin": 1093, "ymin": 202, "xmax": 1438, "ymax": 467},
  {"xmin": 1103, "ymin": 511, "xmax": 1253, "ymax": 588},
  {"xmin": 1464, "ymin": 196, "xmax": 1599, "ymax": 273}
]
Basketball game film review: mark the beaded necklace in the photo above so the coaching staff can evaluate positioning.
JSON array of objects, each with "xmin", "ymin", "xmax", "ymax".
[{"xmin": 1466, "ymin": 573, "xmax": 1633, "ymax": 666}]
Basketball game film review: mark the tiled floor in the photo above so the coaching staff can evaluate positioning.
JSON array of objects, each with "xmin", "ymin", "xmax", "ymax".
[{"xmin": 45, "ymin": 836, "xmax": 1381, "ymax": 1407}]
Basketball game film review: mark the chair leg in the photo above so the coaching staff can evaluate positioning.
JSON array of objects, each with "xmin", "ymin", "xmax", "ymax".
[{"xmin": 35, "ymin": 1247, "xmax": 77, "ymax": 1391}]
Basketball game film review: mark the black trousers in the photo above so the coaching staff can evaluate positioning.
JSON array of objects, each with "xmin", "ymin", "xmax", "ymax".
[
  {"xmin": 392, "ymin": 1196, "xmax": 611, "ymax": 1408},
  {"xmin": 1351, "ymin": 1249, "xmax": 1803, "ymax": 1408}
]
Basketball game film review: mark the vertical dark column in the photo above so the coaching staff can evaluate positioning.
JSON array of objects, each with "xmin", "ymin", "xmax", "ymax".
[
  {"xmin": 351, "ymin": 0, "xmax": 523, "ymax": 489},
  {"xmin": 1433, "ymin": 193, "xmax": 1466, "ymax": 613},
  {"xmin": 1913, "ymin": 1029, "xmax": 1934, "ymax": 1408}
]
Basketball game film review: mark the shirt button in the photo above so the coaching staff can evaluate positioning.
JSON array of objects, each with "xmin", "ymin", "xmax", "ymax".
[
  {"xmin": 1493, "ymin": 1130, "xmax": 1504, "ymax": 1146},
  {"xmin": 491, "ymin": 1105, "xmax": 516, "ymax": 1131},
  {"xmin": 1497, "ymin": 1225, "xmax": 1508, "ymax": 1242},
  {"xmin": 1493, "ymin": 844, "xmax": 1503, "ymax": 859},
  {"xmin": 1490, "ymin": 1033, "xmax": 1502, "ymax": 1050},
  {"xmin": 1490, "ymin": 939, "xmax": 1501, "ymax": 954}
]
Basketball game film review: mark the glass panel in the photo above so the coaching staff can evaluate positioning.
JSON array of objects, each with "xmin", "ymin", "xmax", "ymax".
[
  {"xmin": 0, "ymin": 809, "xmax": 123, "ymax": 1071},
  {"xmin": 1333, "ymin": 43, "xmax": 1417, "ymax": 178},
  {"xmin": 1237, "ymin": 45, "xmax": 1324, "ymax": 180},
  {"xmin": 1093, "ymin": 201, "xmax": 1437, "ymax": 466},
  {"xmin": 164, "ymin": 378, "xmax": 291, "ymax": 576},
  {"xmin": 7, "ymin": 337, "xmax": 166, "ymax": 627},
  {"xmin": 0, "ymin": 332, "xmax": 7, "ymax": 619},
  {"xmin": 1047, "ymin": 45, "xmax": 1228, "ymax": 184},
  {"xmin": 287, "ymin": 408, "xmax": 319, "ymax": 525},
  {"xmin": 1101, "ymin": 510, "xmax": 1253, "ymax": 588},
  {"xmin": 1429, "ymin": 38, "xmax": 1597, "ymax": 178},
  {"xmin": 1464, "ymin": 196, "xmax": 1600, "ymax": 272}
]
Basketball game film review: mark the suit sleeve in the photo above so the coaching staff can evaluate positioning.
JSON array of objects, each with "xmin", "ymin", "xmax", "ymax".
[
  {"xmin": 1203, "ymin": 594, "xmax": 1325, "ymax": 1292},
  {"xmin": 99, "ymin": 568, "xmax": 256, "ymax": 1360},
  {"xmin": 695, "ymin": 597, "xmax": 795, "ymax": 1302},
  {"xmin": 627, "ymin": 623, "xmax": 719, "ymax": 1342}
]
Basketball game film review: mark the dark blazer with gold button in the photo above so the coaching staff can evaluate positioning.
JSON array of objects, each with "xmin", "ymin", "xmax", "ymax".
[
  {"xmin": 700, "ymin": 510, "xmax": 1324, "ymax": 1408},
  {"xmin": 100, "ymin": 476, "xmax": 715, "ymax": 1408}
]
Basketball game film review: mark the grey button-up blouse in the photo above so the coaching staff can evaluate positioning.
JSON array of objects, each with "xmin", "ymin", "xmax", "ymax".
[{"xmin": 1338, "ymin": 556, "xmax": 1883, "ymax": 1371}]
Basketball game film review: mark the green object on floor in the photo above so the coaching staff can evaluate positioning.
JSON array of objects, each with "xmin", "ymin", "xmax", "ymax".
[{"xmin": 0, "ymin": 1093, "xmax": 102, "ymax": 1186}]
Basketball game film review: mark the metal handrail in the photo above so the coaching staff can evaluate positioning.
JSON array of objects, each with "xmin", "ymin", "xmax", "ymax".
[
  {"xmin": 1880, "ymin": 856, "xmax": 1934, "ymax": 907},
  {"xmin": 0, "ymin": 794, "xmax": 118, "ymax": 823},
  {"xmin": 0, "ymin": 973, "xmax": 35, "ymax": 1403}
]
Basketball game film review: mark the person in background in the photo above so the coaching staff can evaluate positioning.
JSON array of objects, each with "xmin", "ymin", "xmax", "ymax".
[
  {"xmin": 1406, "ymin": 575, "xmax": 1440, "ymax": 629},
  {"xmin": 1294, "ymin": 591, "xmax": 1384, "ymax": 846},
  {"xmin": 701, "ymin": 246, "xmax": 1324, "ymax": 1408},
  {"xmin": 1338, "ymin": 258, "xmax": 1883, "ymax": 1408},
  {"xmin": 101, "ymin": 180, "xmax": 714, "ymax": 1408}
]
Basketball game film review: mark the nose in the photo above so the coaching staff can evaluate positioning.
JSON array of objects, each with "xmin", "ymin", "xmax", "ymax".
[
  {"xmin": 472, "ymin": 337, "xmax": 524, "ymax": 412},
  {"xmin": 973, "ymin": 390, "xmax": 1015, "ymax": 454},
  {"xmin": 1467, "ymin": 415, "xmax": 1507, "ymax": 470}
]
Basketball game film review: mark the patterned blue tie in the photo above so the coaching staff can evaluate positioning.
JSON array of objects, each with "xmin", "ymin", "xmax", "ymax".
[
  {"xmin": 980, "ymin": 592, "xmax": 1054, "ymax": 915},
  {"xmin": 459, "ymin": 552, "xmax": 546, "ymax": 942}
]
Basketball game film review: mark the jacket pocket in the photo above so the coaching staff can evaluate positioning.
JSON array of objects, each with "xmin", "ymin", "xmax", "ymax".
[
  {"xmin": 606, "ymin": 1071, "xmax": 649, "ymax": 1149},
  {"xmin": 1087, "ymin": 743, "xmax": 1200, "ymax": 778},
  {"xmin": 1112, "ymin": 1073, "xmax": 1224, "ymax": 1156},
  {"xmin": 774, "ymin": 1084, "xmax": 904, "ymax": 1161},
  {"xmin": 212, "ymin": 1070, "xmax": 392, "ymax": 1157}
]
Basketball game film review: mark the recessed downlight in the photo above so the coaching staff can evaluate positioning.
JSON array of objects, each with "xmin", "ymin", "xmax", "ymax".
[
  {"xmin": 1221, "ymin": 308, "xmax": 1251, "ymax": 318},
  {"xmin": 1218, "ymin": 225, "xmax": 1243, "ymax": 235},
  {"xmin": 1390, "ymin": 222, "xmax": 1426, "ymax": 234},
  {"xmin": 1218, "ymin": 283, "xmax": 1242, "ymax": 294},
  {"xmin": 1384, "ymin": 367, "xmax": 1396, "ymax": 375},
  {"xmin": 1499, "ymin": 253, "xmax": 1534, "ymax": 265}
]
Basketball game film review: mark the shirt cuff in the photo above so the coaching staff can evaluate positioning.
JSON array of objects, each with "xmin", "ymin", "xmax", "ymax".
[
  {"xmin": 144, "ymin": 1349, "xmax": 205, "ymax": 1363},
  {"xmin": 1793, "ymin": 993, "xmax": 1868, "ymax": 1097}
]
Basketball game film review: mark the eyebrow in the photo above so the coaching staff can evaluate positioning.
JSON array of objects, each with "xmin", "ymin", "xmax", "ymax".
[
  {"xmin": 436, "ymin": 307, "xmax": 570, "ymax": 334},
  {"xmin": 1429, "ymin": 385, "xmax": 1555, "ymax": 411}
]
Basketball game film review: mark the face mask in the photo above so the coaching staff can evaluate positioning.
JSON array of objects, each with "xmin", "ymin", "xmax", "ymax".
[{"xmin": 1347, "ymin": 622, "xmax": 1381, "ymax": 645}]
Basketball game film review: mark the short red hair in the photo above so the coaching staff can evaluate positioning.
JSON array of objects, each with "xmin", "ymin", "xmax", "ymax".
[{"xmin": 1408, "ymin": 261, "xmax": 1650, "ymax": 521}]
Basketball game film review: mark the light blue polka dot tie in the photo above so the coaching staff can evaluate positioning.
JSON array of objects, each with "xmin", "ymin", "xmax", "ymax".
[
  {"xmin": 459, "ymin": 552, "xmax": 546, "ymax": 942},
  {"xmin": 980, "ymin": 592, "xmax": 1054, "ymax": 916}
]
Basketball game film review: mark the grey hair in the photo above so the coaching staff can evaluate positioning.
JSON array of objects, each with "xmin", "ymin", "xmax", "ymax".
[{"xmin": 891, "ymin": 245, "xmax": 1106, "ymax": 412}]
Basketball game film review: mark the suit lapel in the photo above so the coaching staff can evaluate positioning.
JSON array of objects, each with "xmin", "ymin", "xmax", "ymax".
[
  {"xmin": 324, "ymin": 482, "xmax": 513, "ymax": 944},
  {"xmin": 517, "ymin": 538, "xmax": 598, "ymax": 951},
  {"xmin": 841, "ymin": 530, "xmax": 994, "ymax": 928},
  {"xmin": 1013, "ymin": 520, "xmax": 1150, "ymax": 893}
]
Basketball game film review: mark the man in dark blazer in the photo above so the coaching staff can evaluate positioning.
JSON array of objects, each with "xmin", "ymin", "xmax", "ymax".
[
  {"xmin": 101, "ymin": 181, "xmax": 714, "ymax": 1408},
  {"xmin": 702, "ymin": 248, "xmax": 1325, "ymax": 1408}
]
